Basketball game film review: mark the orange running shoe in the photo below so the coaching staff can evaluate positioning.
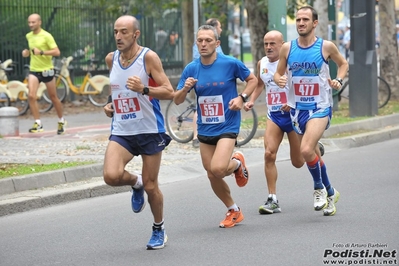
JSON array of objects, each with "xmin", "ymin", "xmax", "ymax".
[
  {"xmin": 219, "ymin": 208, "xmax": 244, "ymax": 228},
  {"xmin": 232, "ymin": 151, "xmax": 249, "ymax": 187}
]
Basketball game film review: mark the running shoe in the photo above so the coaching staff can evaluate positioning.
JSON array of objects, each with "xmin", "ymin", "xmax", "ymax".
[
  {"xmin": 259, "ymin": 197, "xmax": 281, "ymax": 214},
  {"xmin": 232, "ymin": 151, "xmax": 249, "ymax": 187},
  {"xmin": 131, "ymin": 186, "xmax": 146, "ymax": 213},
  {"xmin": 318, "ymin": 141, "xmax": 325, "ymax": 156},
  {"xmin": 147, "ymin": 226, "xmax": 167, "ymax": 250},
  {"xmin": 57, "ymin": 120, "xmax": 67, "ymax": 135},
  {"xmin": 219, "ymin": 208, "xmax": 244, "ymax": 228},
  {"xmin": 314, "ymin": 187, "xmax": 328, "ymax": 211},
  {"xmin": 323, "ymin": 188, "xmax": 340, "ymax": 216},
  {"xmin": 28, "ymin": 122, "xmax": 43, "ymax": 133}
]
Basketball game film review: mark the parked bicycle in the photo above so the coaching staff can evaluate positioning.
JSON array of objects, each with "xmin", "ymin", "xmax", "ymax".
[
  {"xmin": 165, "ymin": 96, "xmax": 258, "ymax": 147},
  {"xmin": 54, "ymin": 56, "xmax": 110, "ymax": 107},
  {"xmin": 0, "ymin": 59, "xmax": 68, "ymax": 115},
  {"xmin": 335, "ymin": 73, "xmax": 391, "ymax": 109}
]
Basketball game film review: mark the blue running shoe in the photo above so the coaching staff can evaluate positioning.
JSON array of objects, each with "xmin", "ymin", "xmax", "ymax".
[
  {"xmin": 131, "ymin": 186, "xmax": 146, "ymax": 213},
  {"xmin": 147, "ymin": 227, "xmax": 167, "ymax": 250}
]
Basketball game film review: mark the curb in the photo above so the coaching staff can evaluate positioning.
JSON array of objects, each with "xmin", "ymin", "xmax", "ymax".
[
  {"xmin": 0, "ymin": 164, "xmax": 103, "ymax": 196},
  {"xmin": 0, "ymin": 179, "xmax": 130, "ymax": 217},
  {"xmin": 322, "ymin": 113, "xmax": 399, "ymax": 138},
  {"xmin": 322, "ymin": 125, "xmax": 399, "ymax": 149}
]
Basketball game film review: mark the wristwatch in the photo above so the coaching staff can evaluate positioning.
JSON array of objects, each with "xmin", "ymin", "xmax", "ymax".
[
  {"xmin": 40, "ymin": 50, "xmax": 44, "ymax": 55},
  {"xmin": 142, "ymin": 86, "xmax": 150, "ymax": 95},
  {"xmin": 335, "ymin": 78, "xmax": 343, "ymax": 85},
  {"xmin": 239, "ymin": 93, "xmax": 249, "ymax": 102}
]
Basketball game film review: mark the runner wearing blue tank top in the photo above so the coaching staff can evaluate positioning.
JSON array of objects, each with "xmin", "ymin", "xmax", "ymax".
[
  {"xmin": 103, "ymin": 15, "xmax": 174, "ymax": 249},
  {"xmin": 245, "ymin": 30, "xmax": 324, "ymax": 215},
  {"xmin": 274, "ymin": 6, "xmax": 348, "ymax": 216},
  {"xmin": 174, "ymin": 25, "xmax": 257, "ymax": 228}
]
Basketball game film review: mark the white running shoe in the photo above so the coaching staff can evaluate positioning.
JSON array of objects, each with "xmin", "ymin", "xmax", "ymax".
[
  {"xmin": 323, "ymin": 188, "xmax": 340, "ymax": 216},
  {"xmin": 313, "ymin": 187, "xmax": 328, "ymax": 211}
]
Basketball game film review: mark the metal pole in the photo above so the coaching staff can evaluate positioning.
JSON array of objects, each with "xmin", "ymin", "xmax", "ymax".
[
  {"xmin": 349, "ymin": 0, "xmax": 378, "ymax": 117},
  {"xmin": 328, "ymin": 0, "xmax": 339, "ymax": 111},
  {"xmin": 193, "ymin": 0, "xmax": 199, "ymax": 33},
  {"xmin": 268, "ymin": 0, "xmax": 287, "ymax": 40}
]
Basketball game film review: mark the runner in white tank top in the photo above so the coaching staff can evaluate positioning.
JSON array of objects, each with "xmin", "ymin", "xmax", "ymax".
[
  {"xmin": 245, "ymin": 30, "xmax": 324, "ymax": 215},
  {"xmin": 102, "ymin": 15, "xmax": 174, "ymax": 250}
]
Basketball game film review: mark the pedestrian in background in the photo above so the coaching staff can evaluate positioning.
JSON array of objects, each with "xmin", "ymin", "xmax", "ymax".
[
  {"xmin": 230, "ymin": 34, "xmax": 241, "ymax": 59},
  {"xmin": 103, "ymin": 15, "xmax": 174, "ymax": 249},
  {"xmin": 155, "ymin": 27, "xmax": 168, "ymax": 60},
  {"xmin": 168, "ymin": 30, "xmax": 178, "ymax": 60},
  {"xmin": 21, "ymin": 13, "xmax": 66, "ymax": 134}
]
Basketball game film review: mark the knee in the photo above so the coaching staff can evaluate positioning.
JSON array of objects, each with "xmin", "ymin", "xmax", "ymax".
[
  {"xmin": 28, "ymin": 92, "xmax": 36, "ymax": 101},
  {"xmin": 209, "ymin": 166, "xmax": 226, "ymax": 179},
  {"xmin": 301, "ymin": 146, "xmax": 315, "ymax": 161},
  {"xmin": 143, "ymin": 176, "xmax": 161, "ymax": 194},
  {"xmin": 103, "ymin": 169, "xmax": 123, "ymax": 186},
  {"xmin": 291, "ymin": 158, "xmax": 305, "ymax": 168},
  {"xmin": 265, "ymin": 150, "xmax": 277, "ymax": 163}
]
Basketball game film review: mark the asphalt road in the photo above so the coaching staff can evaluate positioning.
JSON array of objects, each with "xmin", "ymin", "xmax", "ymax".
[{"xmin": 0, "ymin": 138, "xmax": 398, "ymax": 266}]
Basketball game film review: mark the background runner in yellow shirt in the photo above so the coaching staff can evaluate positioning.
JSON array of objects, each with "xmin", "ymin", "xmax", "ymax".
[{"xmin": 21, "ymin": 13, "xmax": 66, "ymax": 134}]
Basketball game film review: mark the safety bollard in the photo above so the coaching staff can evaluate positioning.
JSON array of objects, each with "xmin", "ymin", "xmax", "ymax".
[{"xmin": 0, "ymin": 106, "xmax": 19, "ymax": 137}]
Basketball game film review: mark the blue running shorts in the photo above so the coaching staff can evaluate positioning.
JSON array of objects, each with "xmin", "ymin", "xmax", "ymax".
[
  {"xmin": 290, "ymin": 107, "xmax": 332, "ymax": 135},
  {"xmin": 109, "ymin": 133, "xmax": 172, "ymax": 156},
  {"xmin": 268, "ymin": 111, "xmax": 294, "ymax": 133}
]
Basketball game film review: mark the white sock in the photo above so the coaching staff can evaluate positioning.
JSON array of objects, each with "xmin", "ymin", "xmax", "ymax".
[
  {"xmin": 132, "ymin": 174, "xmax": 143, "ymax": 189},
  {"xmin": 59, "ymin": 117, "xmax": 65, "ymax": 123},
  {"xmin": 153, "ymin": 219, "xmax": 164, "ymax": 230},
  {"xmin": 35, "ymin": 119, "xmax": 41, "ymax": 125},
  {"xmin": 233, "ymin": 159, "xmax": 241, "ymax": 171},
  {"xmin": 269, "ymin": 194, "xmax": 277, "ymax": 202},
  {"xmin": 228, "ymin": 203, "xmax": 239, "ymax": 212}
]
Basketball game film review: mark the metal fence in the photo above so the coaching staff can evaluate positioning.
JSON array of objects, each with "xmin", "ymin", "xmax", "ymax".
[{"xmin": 0, "ymin": 1, "xmax": 184, "ymax": 80}]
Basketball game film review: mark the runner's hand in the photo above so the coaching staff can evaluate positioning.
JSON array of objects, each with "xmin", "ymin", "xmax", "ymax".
[
  {"xmin": 277, "ymin": 75, "xmax": 287, "ymax": 88},
  {"xmin": 104, "ymin": 103, "xmax": 114, "ymax": 118}
]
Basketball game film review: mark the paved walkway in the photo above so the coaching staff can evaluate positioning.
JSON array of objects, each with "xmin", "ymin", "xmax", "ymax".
[{"xmin": 1, "ymin": 103, "xmax": 399, "ymax": 216}]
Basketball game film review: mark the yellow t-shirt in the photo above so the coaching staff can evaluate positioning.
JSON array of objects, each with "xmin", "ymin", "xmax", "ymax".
[{"xmin": 26, "ymin": 29, "xmax": 58, "ymax": 72}]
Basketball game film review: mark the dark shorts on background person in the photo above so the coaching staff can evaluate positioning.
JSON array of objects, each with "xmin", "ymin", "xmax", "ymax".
[
  {"xmin": 110, "ymin": 133, "xmax": 172, "ymax": 156},
  {"xmin": 197, "ymin": 133, "xmax": 238, "ymax": 146},
  {"xmin": 29, "ymin": 71, "xmax": 54, "ymax": 83}
]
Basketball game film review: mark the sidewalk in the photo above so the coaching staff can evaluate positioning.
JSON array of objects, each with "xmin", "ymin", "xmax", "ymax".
[{"xmin": 1, "ymin": 108, "xmax": 399, "ymax": 216}]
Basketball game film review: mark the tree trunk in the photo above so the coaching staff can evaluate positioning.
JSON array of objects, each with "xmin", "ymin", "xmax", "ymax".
[
  {"xmin": 314, "ymin": 0, "xmax": 328, "ymax": 40},
  {"xmin": 244, "ymin": 0, "xmax": 268, "ymax": 75},
  {"xmin": 181, "ymin": 0, "xmax": 194, "ymax": 66},
  {"xmin": 378, "ymin": 0, "xmax": 399, "ymax": 100}
]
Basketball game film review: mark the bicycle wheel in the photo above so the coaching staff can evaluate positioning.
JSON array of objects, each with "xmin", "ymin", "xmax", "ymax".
[
  {"xmin": 236, "ymin": 107, "xmax": 258, "ymax": 147},
  {"xmin": 377, "ymin": 76, "xmax": 391, "ymax": 109},
  {"xmin": 0, "ymin": 92, "xmax": 10, "ymax": 107},
  {"xmin": 12, "ymin": 91, "xmax": 30, "ymax": 116},
  {"xmin": 165, "ymin": 98, "xmax": 195, "ymax": 143},
  {"xmin": 87, "ymin": 84, "xmax": 111, "ymax": 107},
  {"xmin": 54, "ymin": 74, "xmax": 69, "ymax": 103},
  {"xmin": 86, "ymin": 75, "xmax": 111, "ymax": 107}
]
